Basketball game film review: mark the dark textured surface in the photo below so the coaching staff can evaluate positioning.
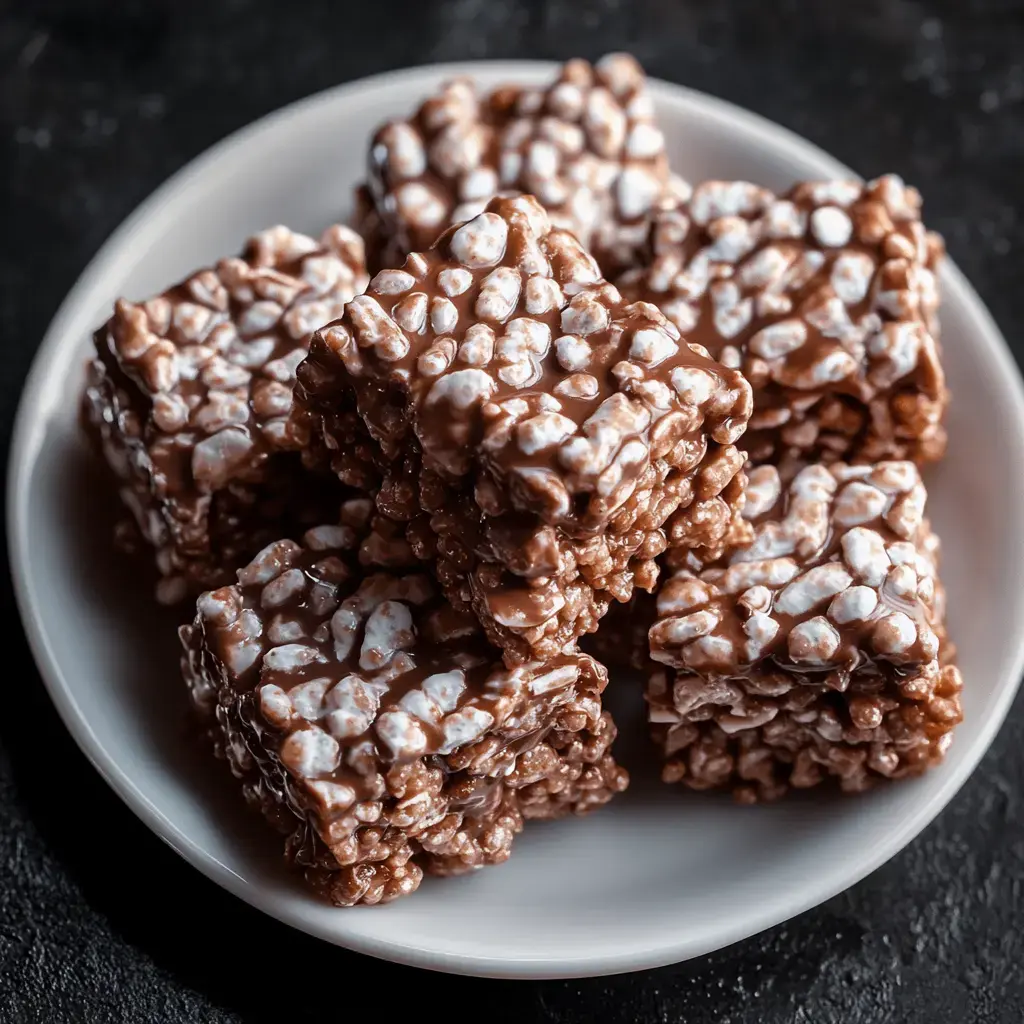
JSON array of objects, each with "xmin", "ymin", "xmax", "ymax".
[{"xmin": 2, "ymin": 0, "xmax": 1024, "ymax": 1020}]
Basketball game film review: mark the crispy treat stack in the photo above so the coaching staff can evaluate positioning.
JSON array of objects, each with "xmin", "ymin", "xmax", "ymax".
[{"xmin": 80, "ymin": 54, "xmax": 962, "ymax": 908}]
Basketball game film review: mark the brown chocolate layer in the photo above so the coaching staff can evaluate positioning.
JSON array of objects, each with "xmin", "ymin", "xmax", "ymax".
[
  {"xmin": 180, "ymin": 502, "xmax": 627, "ymax": 906},
  {"xmin": 646, "ymin": 460, "xmax": 963, "ymax": 798},
  {"xmin": 82, "ymin": 224, "xmax": 368, "ymax": 600},
  {"xmin": 620, "ymin": 176, "xmax": 948, "ymax": 466},
  {"xmin": 296, "ymin": 194, "xmax": 752, "ymax": 663},
  {"xmin": 364, "ymin": 54, "xmax": 688, "ymax": 276},
  {"xmin": 647, "ymin": 658, "xmax": 962, "ymax": 801}
]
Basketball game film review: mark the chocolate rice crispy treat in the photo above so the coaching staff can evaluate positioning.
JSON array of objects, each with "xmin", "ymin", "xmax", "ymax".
[
  {"xmin": 180, "ymin": 499, "xmax": 627, "ymax": 906},
  {"xmin": 296, "ymin": 195, "xmax": 752, "ymax": 665},
  {"xmin": 620, "ymin": 176, "xmax": 948, "ymax": 466},
  {"xmin": 83, "ymin": 224, "xmax": 369, "ymax": 602},
  {"xmin": 363, "ymin": 54, "xmax": 688, "ymax": 276},
  {"xmin": 646, "ymin": 460, "xmax": 963, "ymax": 801}
]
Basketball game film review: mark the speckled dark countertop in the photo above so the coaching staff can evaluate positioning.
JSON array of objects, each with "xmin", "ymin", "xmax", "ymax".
[{"xmin": 2, "ymin": 1, "xmax": 1024, "ymax": 1020}]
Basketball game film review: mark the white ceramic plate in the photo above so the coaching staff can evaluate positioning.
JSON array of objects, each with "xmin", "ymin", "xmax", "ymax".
[{"xmin": 9, "ymin": 62, "xmax": 1024, "ymax": 980}]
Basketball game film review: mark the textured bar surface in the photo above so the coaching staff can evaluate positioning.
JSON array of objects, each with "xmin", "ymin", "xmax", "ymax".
[
  {"xmin": 620, "ymin": 176, "xmax": 948, "ymax": 467},
  {"xmin": 647, "ymin": 460, "xmax": 963, "ymax": 800},
  {"xmin": 181, "ymin": 500, "xmax": 627, "ymax": 906},
  {"xmin": 297, "ymin": 195, "xmax": 752, "ymax": 664},
  {"xmin": 83, "ymin": 225, "xmax": 368, "ymax": 601},
  {"xmin": 362, "ymin": 54, "xmax": 688, "ymax": 275}
]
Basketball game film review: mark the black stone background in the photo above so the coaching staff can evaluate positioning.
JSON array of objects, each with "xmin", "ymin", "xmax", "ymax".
[{"xmin": 2, "ymin": 0, "xmax": 1024, "ymax": 1020}]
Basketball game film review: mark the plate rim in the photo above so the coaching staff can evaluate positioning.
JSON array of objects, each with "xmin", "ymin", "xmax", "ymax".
[{"xmin": 9, "ymin": 59, "xmax": 1024, "ymax": 979}]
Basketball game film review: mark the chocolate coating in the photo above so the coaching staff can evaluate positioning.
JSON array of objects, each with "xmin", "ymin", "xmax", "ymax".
[
  {"xmin": 180, "ymin": 503, "xmax": 627, "ymax": 906},
  {"xmin": 646, "ymin": 460, "xmax": 963, "ymax": 798},
  {"xmin": 364, "ymin": 54, "xmax": 688, "ymax": 276},
  {"xmin": 82, "ymin": 224, "xmax": 368, "ymax": 601},
  {"xmin": 620, "ymin": 176, "xmax": 948, "ymax": 466},
  {"xmin": 296, "ymin": 194, "xmax": 752, "ymax": 663}
]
